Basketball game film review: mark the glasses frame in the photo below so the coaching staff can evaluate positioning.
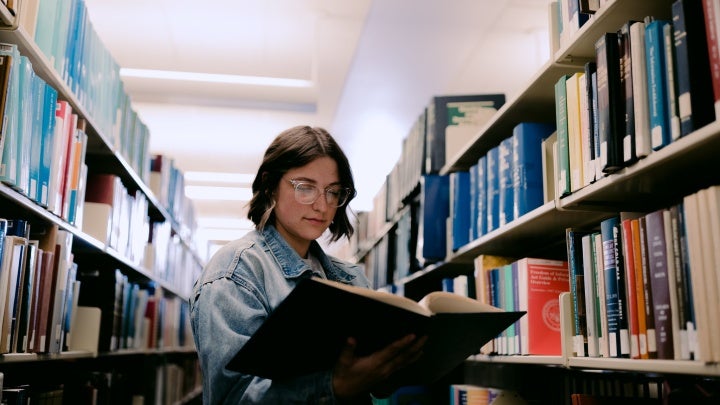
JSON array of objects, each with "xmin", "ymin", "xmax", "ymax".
[{"xmin": 287, "ymin": 179, "xmax": 351, "ymax": 208}]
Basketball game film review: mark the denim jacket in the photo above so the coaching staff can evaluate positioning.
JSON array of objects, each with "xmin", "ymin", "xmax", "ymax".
[{"xmin": 189, "ymin": 224, "xmax": 370, "ymax": 404}]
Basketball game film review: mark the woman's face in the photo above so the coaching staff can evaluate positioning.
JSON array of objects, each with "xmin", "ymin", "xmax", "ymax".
[{"xmin": 273, "ymin": 156, "xmax": 342, "ymax": 257}]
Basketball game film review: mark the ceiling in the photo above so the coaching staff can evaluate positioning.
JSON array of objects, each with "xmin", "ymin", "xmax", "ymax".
[{"xmin": 82, "ymin": 0, "xmax": 552, "ymax": 257}]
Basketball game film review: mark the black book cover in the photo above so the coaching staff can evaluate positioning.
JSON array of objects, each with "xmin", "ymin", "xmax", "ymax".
[{"xmin": 227, "ymin": 277, "xmax": 523, "ymax": 386}]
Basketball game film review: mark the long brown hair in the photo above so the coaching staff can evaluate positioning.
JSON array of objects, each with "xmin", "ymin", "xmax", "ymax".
[{"xmin": 247, "ymin": 126, "xmax": 356, "ymax": 242}]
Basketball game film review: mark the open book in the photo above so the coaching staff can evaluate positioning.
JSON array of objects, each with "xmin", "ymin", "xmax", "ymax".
[{"xmin": 226, "ymin": 277, "xmax": 524, "ymax": 386}]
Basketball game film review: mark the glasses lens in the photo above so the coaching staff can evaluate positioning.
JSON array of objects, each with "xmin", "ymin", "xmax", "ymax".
[
  {"xmin": 327, "ymin": 188, "xmax": 349, "ymax": 207},
  {"xmin": 294, "ymin": 182, "xmax": 319, "ymax": 204}
]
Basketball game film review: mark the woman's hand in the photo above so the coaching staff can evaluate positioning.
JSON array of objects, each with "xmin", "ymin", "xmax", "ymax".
[{"xmin": 331, "ymin": 333, "xmax": 427, "ymax": 399}]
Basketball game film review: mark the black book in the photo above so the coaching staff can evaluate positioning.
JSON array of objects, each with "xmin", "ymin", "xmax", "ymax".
[{"xmin": 227, "ymin": 277, "xmax": 523, "ymax": 386}]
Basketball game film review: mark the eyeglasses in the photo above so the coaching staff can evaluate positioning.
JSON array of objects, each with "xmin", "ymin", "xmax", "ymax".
[{"xmin": 288, "ymin": 179, "xmax": 351, "ymax": 207}]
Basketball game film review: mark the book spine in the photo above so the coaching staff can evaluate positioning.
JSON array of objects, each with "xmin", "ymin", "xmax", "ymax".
[
  {"xmin": 663, "ymin": 23, "xmax": 681, "ymax": 142},
  {"xmin": 676, "ymin": 201, "xmax": 697, "ymax": 359},
  {"xmin": 566, "ymin": 228, "xmax": 587, "ymax": 357},
  {"xmin": 619, "ymin": 23, "xmax": 637, "ymax": 164},
  {"xmin": 645, "ymin": 20, "xmax": 672, "ymax": 151},
  {"xmin": 629, "ymin": 21, "xmax": 652, "ymax": 159},
  {"xmin": 554, "ymin": 75, "xmax": 572, "ymax": 196},
  {"xmin": 450, "ymin": 171, "xmax": 470, "ymax": 251},
  {"xmin": 630, "ymin": 218, "xmax": 649, "ymax": 359},
  {"xmin": 667, "ymin": 205, "xmax": 691, "ymax": 359},
  {"xmin": 644, "ymin": 210, "xmax": 674, "ymax": 359},
  {"xmin": 595, "ymin": 32, "xmax": 624, "ymax": 173},
  {"xmin": 584, "ymin": 62, "xmax": 598, "ymax": 185},
  {"xmin": 620, "ymin": 217, "xmax": 640, "ymax": 359},
  {"xmin": 486, "ymin": 146, "xmax": 500, "ymax": 233},
  {"xmin": 476, "ymin": 156, "xmax": 487, "ymax": 237},
  {"xmin": 469, "ymin": 163, "xmax": 478, "ymax": 242},
  {"xmin": 638, "ymin": 216, "xmax": 658, "ymax": 358},
  {"xmin": 582, "ymin": 234, "xmax": 599, "ymax": 357},
  {"xmin": 600, "ymin": 216, "xmax": 628, "ymax": 358},
  {"xmin": 566, "ymin": 72, "xmax": 584, "ymax": 191},
  {"xmin": 497, "ymin": 137, "xmax": 514, "ymax": 227}
]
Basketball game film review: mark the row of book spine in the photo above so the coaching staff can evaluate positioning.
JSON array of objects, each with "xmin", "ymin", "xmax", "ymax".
[
  {"xmin": 0, "ymin": 43, "xmax": 88, "ymax": 226},
  {"xmin": 0, "ymin": 220, "xmax": 73, "ymax": 355},
  {"xmin": 357, "ymin": 119, "xmax": 560, "ymax": 289},
  {"xmin": 566, "ymin": 184, "xmax": 720, "ymax": 363},
  {"xmin": 554, "ymin": 0, "xmax": 715, "ymax": 197},
  {"xmin": 0, "ymin": 25, "xmax": 200, "ymax": 297},
  {"xmin": 0, "ymin": 218, "xmax": 195, "ymax": 358},
  {"xmin": 0, "ymin": 359, "xmax": 201, "ymax": 405},
  {"xmin": 24, "ymin": 0, "xmax": 150, "ymax": 181},
  {"xmin": 473, "ymin": 256, "xmax": 570, "ymax": 357},
  {"xmin": 358, "ymin": 94, "xmax": 506, "ymax": 258}
]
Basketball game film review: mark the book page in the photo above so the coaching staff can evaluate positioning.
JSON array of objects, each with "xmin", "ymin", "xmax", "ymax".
[
  {"xmin": 312, "ymin": 278, "xmax": 432, "ymax": 316},
  {"xmin": 418, "ymin": 291, "xmax": 503, "ymax": 314}
]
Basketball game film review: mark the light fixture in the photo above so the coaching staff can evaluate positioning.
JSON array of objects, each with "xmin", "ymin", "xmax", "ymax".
[{"xmin": 120, "ymin": 68, "xmax": 313, "ymax": 88}]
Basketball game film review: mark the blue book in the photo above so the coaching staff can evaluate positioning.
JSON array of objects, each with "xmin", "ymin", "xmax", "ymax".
[
  {"xmin": 28, "ymin": 74, "xmax": 44, "ymax": 204},
  {"xmin": 645, "ymin": 19, "xmax": 672, "ymax": 150},
  {"xmin": 600, "ymin": 216, "xmax": 630, "ymax": 358},
  {"xmin": 0, "ymin": 44, "xmax": 21, "ymax": 188},
  {"xmin": 15, "ymin": 56, "xmax": 34, "ymax": 197},
  {"xmin": 672, "ymin": 0, "xmax": 715, "ymax": 137},
  {"xmin": 441, "ymin": 277, "xmax": 454, "ymax": 293},
  {"xmin": 38, "ymin": 83, "xmax": 58, "ymax": 208},
  {"xmin": 476, "ymin": 155, "xmax": 488, "ymax": 237},
  {"xmin": 566, "ymin": 227, "xmax": 589, "ymax": 357},
  {"xmin": 486, "ymin": 146, "xmax": 500, "ymax": 233},
  {"xmin": 421, "ymin": 174, "xmax": 449, "ymax": 262},
  {"xmin": 468, "ymin": 163, "xmax": 478, "ymax": 241},
  {"xmin": 497, "ymin": 137, "xmax": 514, "ymax": 227},
  {"xmin": 511, "ymin": 122, "xmax": 556, "ymax": 220},
  {"xmin": 450, "ymin": 171, "xmax": 470, "ymax": 251}
]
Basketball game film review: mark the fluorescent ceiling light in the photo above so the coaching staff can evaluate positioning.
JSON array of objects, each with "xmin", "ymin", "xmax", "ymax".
[
  {"xmin": 185, "ymin": 185, "xmax": 253, "ymax": 200},
  {"xmin": 120, "ymin": 68, "xmax": 313, "ymax": 88},
  {"xmin": 185, "ymin": 171, "xmax": 255, "ymax": 184}
]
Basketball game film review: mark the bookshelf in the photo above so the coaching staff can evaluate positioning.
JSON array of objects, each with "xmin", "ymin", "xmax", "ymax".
[
  {"xmin": 355, "ymin": 0, "xmax": 720, "ymax": 402},
  {"xmin": 0, "ymin": 1, "xmax": 202, "ymax": 402}
]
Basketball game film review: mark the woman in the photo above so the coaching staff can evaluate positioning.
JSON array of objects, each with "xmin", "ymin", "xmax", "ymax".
[{"xmin": 190, "ymin": 126, "xmax": 425, "ymax": 404}]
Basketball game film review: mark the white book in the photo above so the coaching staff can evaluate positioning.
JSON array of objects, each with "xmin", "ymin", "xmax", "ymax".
[
  {"xmin": 582, "ymin": 234, "xmax": 599, "ymax": 357},
  {"xmin": 630, "ymin": 21, "xmax": 651, "ymax": 159}
]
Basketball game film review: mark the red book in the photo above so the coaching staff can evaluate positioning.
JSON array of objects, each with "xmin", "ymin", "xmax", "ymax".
[
  {"xmin": 515, "ymin": 257, "xmax": 570, "ymax": 355},
  {"xmin": 620, "ymin": 214, "xmax": 641, "ymax": 359},
  {"xmin": 84, "ymin": 174, "xmax": 119, "ymax": 205}
]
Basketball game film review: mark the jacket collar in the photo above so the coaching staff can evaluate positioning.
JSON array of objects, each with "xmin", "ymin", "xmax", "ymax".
[{"xmin": 260, "ymin": 224, "xmax": 356, "ymax": 283}]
